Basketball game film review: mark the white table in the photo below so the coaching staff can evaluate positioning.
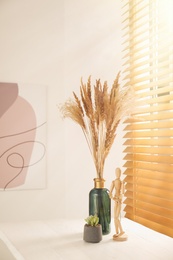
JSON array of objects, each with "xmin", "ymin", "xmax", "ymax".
[
  {"xmin": 0, "ymin": 218, "xmax": 172, "ymax": 260},
  {"xmin": 0, "ymin": 230, "xmax": 24, "ymax": 260}
]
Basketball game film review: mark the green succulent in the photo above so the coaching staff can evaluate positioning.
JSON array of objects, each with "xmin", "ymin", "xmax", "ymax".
[{"xmin": 85, "ymin": 215, "xmax": 99, "ymax": 227}]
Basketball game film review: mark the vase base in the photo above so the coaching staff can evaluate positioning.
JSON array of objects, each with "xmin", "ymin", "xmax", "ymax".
[{"xmin": 102, "ymin": 230, "xmax": 111, "ymax": 235}]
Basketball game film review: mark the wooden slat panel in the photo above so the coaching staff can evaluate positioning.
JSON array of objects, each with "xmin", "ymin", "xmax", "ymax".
[
  {"xmin": 125, "ymin": 183, "xmax": 173, "ymax": 200},
  {"xmin": 124, "ymin": 200, "xmax": 173, "ymax": 219},
  {"xmin": 124, "ymin": 207, "xmax": 173, "ymax": 228},
  {"xmin": 124, "ymin": 175, "xmax": 173, "ymax": 191},
  {"xmin": 124, "ymin": 215, "xmax": 173, "ymax": 238},
  {"xmin": 124, "ymin": 153, "xmax": 173, "ymax": 164},
  {"xmin": 124, "ymin": 78, "xmax": 173, "ymax": 90},
  {"xmin": 123, "ymin": 60, "xmax": 171, "ymax": 78},
  {"xmin": 125, "ymin": 111, "xmax": 173, "ymax": 122},
  {"xmin": 124, "ymin": 190, "xmax": 133, "ymax": 199},
  {"xmin": 124, "ymin": 146, "xmax": 173, "ymax": 155},
  {"xmin": 123, "ymin": 58, "xmax": 173, "ymax": 75},
  {"xmin": 123, "ymin": 168, "xmax": 173, "ymax": 182},
  {"xmin": 124, "ymin": 194, "xmax": 173, "ymax": 209},
  {"xmin": 123, "ymin": 161, "xmax": 173, "ymax": 173},
  {"xmin": 124, "ymin": 129, "xmax": 173, "ymax": 138},
  {"xmin": 124, "ymin": 121, "xmax": 173, "ymax": 131},
  {"xmin": 124, "ymin": 138, "xmax": 173, "ymax": 146},
  {"xmin": 136, "ymin": 209, "xmax": 173, "ymax": 228}
]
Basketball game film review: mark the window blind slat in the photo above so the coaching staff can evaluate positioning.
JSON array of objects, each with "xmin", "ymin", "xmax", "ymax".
[
  {"xmin": 123, "ymin": 59, "xmax": 172, "ymax": 77},
  {"xmin": 135, "ymin": 90, "xmax": 173, "ymax": 101},
  {"xmin": 124, "ymin": 147, "xmax": 173, "ymax": 156},
  {"xmin": 124, "ymin": 161, "xmax": 173, "ymax": 173},
  {"xmin": 124, "ymin": 168, "xmax": 173, "ymax": 183},
  {"xmin": 125, "ymin": 112, "xmax": 173, "ymax": 122},
  {"xmin": 124, "ymin": 121, "xmax": 173, "ymax": 131},
  {"xmin": 124, "ymin": 129, "xmax": 173, "ymax": 138},
  {"xmin": 124, "ymin": 175, "xmax": 173, "ymax": 191},
  {"xmin": 133, "ymin": 216, "xmax": 173, "ymax": 238},
  {"xmin": 129, "ymin": 104, "xmax": 173, "ymax": 115},
  {"xmin": 125, "ymin": 183, "xmax": 173, "ymax": 200},
  {"xmin": 124, "ymin": 207, "xmax": 173, "ymax": 229},
  {"xmin": 124, "ymin": 212, "xmax": 173, "ymax": 237},
  {"xmin": 124, "ymin": 78, "xmax": 173, "ymax": 90},
  {"xmin": 124, "ymin": 154, "xmax": 173, "ymax": 164},
  {"xmin": 125, "ymin": 75, "xmax": 172, "ymax": 89},
  {"xmin": 124, "ymin": 138, "xmax": 173, "ymax": 146},
  {"xmin": 124, "ymin": 200, "xmax": 173, "ymax": 219},
  {"xmin": 124, "ymin": 191, "xmax": 173, "ymax": 209}
]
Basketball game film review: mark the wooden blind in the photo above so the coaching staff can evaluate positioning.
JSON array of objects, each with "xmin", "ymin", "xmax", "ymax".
[{"xmin": 122, "ymin": 0, "xmax": 173, "ymax": 237}]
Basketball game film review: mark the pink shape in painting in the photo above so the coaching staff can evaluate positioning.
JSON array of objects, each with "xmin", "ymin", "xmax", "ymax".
[{"xmin": 0, "ymin": 83, "xmax": 37, "ymax": 189}]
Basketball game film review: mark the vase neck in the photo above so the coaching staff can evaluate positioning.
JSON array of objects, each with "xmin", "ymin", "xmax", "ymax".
[{"xmin": 94, "ymin": 178, "xmax": 105, "ymax": 189}]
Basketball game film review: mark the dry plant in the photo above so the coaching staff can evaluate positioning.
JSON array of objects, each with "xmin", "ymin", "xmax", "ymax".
[{"xmin": 60, "ymin": 72, "xmax": 134, "ymax": 179}]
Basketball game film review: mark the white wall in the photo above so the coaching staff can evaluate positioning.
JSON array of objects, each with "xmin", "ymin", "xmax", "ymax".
[{"xmin": 0, "ymin": 0, "xmax": 123, "ymax": 221}]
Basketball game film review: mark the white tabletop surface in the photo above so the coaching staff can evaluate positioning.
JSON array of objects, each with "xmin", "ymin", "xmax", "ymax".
[{"xmin": 0, "ymin": 218, "xmax": 173, "ymax": 260}]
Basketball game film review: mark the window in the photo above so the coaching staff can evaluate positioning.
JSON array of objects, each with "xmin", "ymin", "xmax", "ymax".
[{"xmin": 122, "ymin": 0, "xmax": 173, "ymax": 237}]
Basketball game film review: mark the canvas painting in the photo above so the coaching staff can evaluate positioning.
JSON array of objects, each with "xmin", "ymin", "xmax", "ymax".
[{"xmin": 0, "ymin": 82, "xmax": 47, "ymax": 190}]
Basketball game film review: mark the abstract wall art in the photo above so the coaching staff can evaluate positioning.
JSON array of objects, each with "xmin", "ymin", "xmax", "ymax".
[{"xmin": 0, "ymin": 82, "xmax": 47, "ymax": 191}]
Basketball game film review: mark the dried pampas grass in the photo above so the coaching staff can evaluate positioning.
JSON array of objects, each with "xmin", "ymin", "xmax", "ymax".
[{"xmin": 60, "ymin": 72, "xmax": 134, "ymax": 179}]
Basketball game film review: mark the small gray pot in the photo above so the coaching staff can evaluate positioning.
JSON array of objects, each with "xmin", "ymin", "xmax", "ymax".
[{"xmin": 83, "ymin": 224, "xmax": 102, "ymax": 243}]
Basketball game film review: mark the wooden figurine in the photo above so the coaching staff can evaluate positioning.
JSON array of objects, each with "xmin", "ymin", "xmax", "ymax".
[{"xmin": 109, "ymin": 167, "xmax": 128, "ymax": 241}]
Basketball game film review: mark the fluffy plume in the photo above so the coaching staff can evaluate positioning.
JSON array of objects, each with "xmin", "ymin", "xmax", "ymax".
[{"xmin": 59, "ymin": 72, "xmax": 134, "ymax": 179}]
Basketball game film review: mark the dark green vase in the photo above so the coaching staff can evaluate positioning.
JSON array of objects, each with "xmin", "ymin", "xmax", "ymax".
[{"xmin": 89, "ymin": 178, "xmax": 111, "ymax": 235}]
